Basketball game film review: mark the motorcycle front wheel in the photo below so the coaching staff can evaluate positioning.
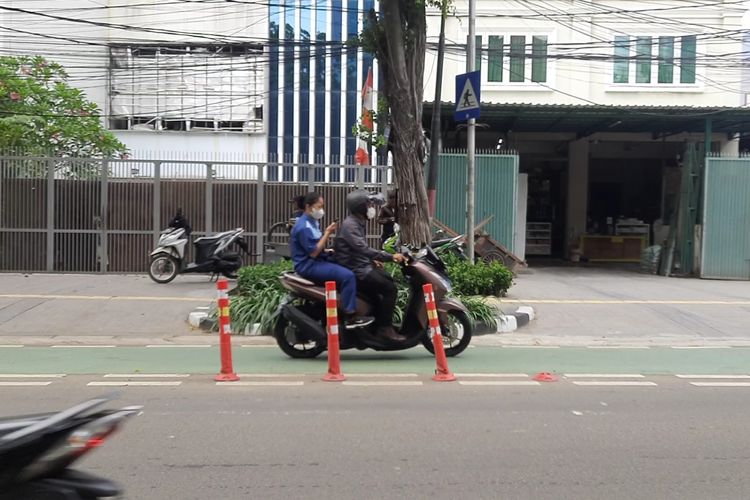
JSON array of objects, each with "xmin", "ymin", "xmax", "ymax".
[
  {"xmin": 148, "ymin": 254, "xmax": 180, "ymax": 284},
  {"xmin": 274, "ymin": 315, "xmax": 326, "ymax": 359},
  {"xmin": 422, "ymin": 310, "xmax": 473, "ymax": 357}
]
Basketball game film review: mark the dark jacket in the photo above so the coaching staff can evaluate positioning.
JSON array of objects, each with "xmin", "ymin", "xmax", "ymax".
[{"xmin": 335, "ymin": 215, "xmax": 393, "ymax": 278}]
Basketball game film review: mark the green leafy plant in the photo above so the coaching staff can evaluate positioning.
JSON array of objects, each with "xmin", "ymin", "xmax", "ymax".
[
  {"xmin": 0, "ymin": 55, "xmax": 127, "ymax": 176},
  {"xmin": 442, "ymin": 254, "xmax": 514, "ymax": 297},
  {"xmin": 228, "ymin": 260, "xmax": 293, "ymax": 334}
]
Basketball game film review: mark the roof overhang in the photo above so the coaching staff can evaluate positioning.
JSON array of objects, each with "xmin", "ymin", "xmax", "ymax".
[{"xmin": 425, "ymin": 103, "xmax": 750, "ymax": 138}]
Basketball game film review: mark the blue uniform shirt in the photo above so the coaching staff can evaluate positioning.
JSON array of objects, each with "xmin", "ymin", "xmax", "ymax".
[{"xmin": 290, "ymin": 213, "xmax": 322, "ymax": 274}]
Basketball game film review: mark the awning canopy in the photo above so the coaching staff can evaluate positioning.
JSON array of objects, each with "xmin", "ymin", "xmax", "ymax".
[{"xmin": 425, "ymin": 103, "xmax": 750, "ymax": 137}]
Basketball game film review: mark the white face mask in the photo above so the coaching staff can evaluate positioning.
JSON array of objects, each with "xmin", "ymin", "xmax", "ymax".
[
  {"xmin": 366, "ymin": 206, "xmax": 377, "ymax": 220},
  {"xmin": 311, "ymin": 208, "xmax": 325, "ymax": 220}
]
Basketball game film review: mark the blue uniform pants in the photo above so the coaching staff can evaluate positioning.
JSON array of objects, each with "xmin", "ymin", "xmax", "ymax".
[{"xmin": 298, "ymin": 261, "xmax": 357, "ymax": 313}]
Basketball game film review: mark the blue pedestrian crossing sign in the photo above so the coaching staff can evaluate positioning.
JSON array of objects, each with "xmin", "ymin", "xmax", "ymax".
[{"xmin": 454, "ymin": 71, "xmax": 481, "ymax": 121}]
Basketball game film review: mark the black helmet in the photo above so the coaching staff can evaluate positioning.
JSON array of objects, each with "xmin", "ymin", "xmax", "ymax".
[{"xmin": 346, "ymin": 190, "xmax": 385, "ymax": 216}]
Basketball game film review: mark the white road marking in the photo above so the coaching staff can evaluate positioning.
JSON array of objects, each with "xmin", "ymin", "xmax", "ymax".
[
  {"xmin": 216, "ymin": 381, "xmax": 304, "ymax": 387},
  {"xmin": 0, "ymin": 374, "xmax": 66, "ymax": 378},
  {"xmin": 586, "ymin": 346, "xmax": 650, "ymax": 349},
  {"xmin": 237, "ymin": 374, "xmax": 307, "ymax": 378},
  {"xmin": 502, "ymin": 345, "xmax": 560, "ymax": 349},
  {"xmin": 344, "ymin": 373, "xmax": 419, "ymax": 378},
  {"xmin": 0, "ymin": 345, "xmax": 23, "ymax": 348},
  {"xmin": 87, "ymin": 381, "xmax": 183, "ymax": 387},
  {"xmin": 690, "ymin": 382, "xmax": 750, "ymax": 387},
  {"xmin": 103, "ymin": 374, "xmax": 190, "ymax": 378},
  {"xmin": 342, "ymin": 381, "xmax": 424, "ymax": 386},
  {"xmin": 454, "ymin": 373, "xmax": 529, "ymax": 378},
  {"xmin": 572, "ymin": 381, "xmax": 658, "ymax": 387},
  {"xmin": 459, "ymin": 381, "xmax": 541, "ymax": 386},
  {"xmin": 51, "ymin": 345, "xmax": 116, "ymax": 348},
  {"xmin": 145, "ymin": 345, "xmax": 211, "ymax": 348},
  {"xmin": 671, "ymin": 346, "xmax": 730, "ymax": 349},
  {"xmin": 676, "ymin": 374, "xmax": 750, "ymax": 379},
  {"xmin": 0, "ymin": 381, "xmax": 52, "ymax": 386},
  {"xmin": 564, "ymin": 374, "xmax": 645, "ymax": 379},
  {"xmin": 240, "ymin": 345, "xmax": 276, "ymax": 348}
]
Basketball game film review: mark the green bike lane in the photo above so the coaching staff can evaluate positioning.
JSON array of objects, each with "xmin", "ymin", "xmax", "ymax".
[{"xmin": 1, "ymin": 346, "xmax": 748, "ymax": 375}]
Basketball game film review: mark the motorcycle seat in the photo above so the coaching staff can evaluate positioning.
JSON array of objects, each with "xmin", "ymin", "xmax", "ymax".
[{"xmin": 282, "ymin": 272, "xmax": 316, "ymax": 287}]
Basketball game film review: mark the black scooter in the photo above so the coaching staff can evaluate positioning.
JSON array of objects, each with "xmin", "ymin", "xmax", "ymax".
[
  {"xmin": 0, "ymin": 396, "xmax": 140, "ymax": 500},
  {"xmin": 148, "ymin": 209, "xmax": 249, "ymax": 284}
]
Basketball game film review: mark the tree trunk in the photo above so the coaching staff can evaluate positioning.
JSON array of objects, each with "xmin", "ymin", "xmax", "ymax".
[{"xmin": 378, "ymin": 0, "xmax": 432, "ymax": 247}]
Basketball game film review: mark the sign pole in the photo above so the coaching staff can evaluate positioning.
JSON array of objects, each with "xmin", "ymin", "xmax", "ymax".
[{"xmin": 467, "ymin": 0, "xmax": 476, "ymax": 264}]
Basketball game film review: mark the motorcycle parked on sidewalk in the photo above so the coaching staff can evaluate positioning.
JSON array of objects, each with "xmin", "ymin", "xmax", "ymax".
[
  {"xmin": 274, "ymin": 246, "xmax": 473, "ymax": 358},
  {"xmin": 0, "ymin": 396, "xmax": 140, "ymax": 500},
  {"xmin": 148, "ymin": 209, "xmax": 249, "ymax": 284}
]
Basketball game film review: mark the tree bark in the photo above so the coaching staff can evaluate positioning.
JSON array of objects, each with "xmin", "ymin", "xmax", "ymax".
[{"xmin": 376, "ymin": 0, "xmax": 432, "ymax": 247}]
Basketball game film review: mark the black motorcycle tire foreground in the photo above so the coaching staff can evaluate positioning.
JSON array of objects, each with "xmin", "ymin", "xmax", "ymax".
[
  {"xmin": 0, "ymin": 396, "xmax": 139, "ymax": 500},
  {"xmin": 274, "ymin": 246, "xmax": 473, "ymax": 359},
  {"xmin": 148, "ymin": 209, "xmax": 250, "ymax": 284}
]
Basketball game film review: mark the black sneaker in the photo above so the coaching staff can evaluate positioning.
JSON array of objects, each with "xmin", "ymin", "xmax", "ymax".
[{"xmin": 345, "ymin": 316, "xmax": 374, "ymax": 329}]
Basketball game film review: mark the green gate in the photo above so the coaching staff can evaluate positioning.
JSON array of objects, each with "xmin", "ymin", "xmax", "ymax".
[
  {"xmin": 701, "ymin": 157, "xmax": 750, "ymax": 280},
  {"xmin": 435, "ymin": 153, "xmax": 519, "ymax": 253}
]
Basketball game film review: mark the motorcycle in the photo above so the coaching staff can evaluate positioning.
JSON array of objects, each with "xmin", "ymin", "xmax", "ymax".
[
  {"xmin": 384, "ymin": 224, "xmax": 468, "ymax": 261},
  {"xmin": 0, "ymin": 396, "xmax": 140, "ymax": 500},
  {"xmin": 148, "ymin": 209, "xmax": 249, "ymax": 284},
  {"xmin": 274, "ymin": 245, "xmax": 473, "ymax": 358}
]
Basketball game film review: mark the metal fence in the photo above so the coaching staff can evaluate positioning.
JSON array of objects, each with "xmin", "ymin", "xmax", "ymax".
[{"xmin": 0, "ymin": 155, "xmax": 393, "ymax": 273}]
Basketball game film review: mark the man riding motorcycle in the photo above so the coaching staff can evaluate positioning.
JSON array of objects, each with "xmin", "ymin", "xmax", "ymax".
[{"xmin": 335, "ymin": 190, "xmax": 407, "ymax": 342}]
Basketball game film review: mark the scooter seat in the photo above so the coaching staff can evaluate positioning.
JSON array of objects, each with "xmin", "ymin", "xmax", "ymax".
[{"xmin": 282, "ymin": 272, "xmax": 316, "ymax": 287}]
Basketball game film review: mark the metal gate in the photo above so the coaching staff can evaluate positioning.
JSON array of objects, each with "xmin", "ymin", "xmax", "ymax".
[
  {"xmin": 434, "ymin": 152, "xmax": 520, "ymax": 253},
  {"xmin": 700, "ymin": 156, "xmax": 750, "ymax": 280}
]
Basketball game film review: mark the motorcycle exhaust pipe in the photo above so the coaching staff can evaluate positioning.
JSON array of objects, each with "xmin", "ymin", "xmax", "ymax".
[{"xmin": 281, "ymin": 304, "xmax": 327, "ymax": 343}]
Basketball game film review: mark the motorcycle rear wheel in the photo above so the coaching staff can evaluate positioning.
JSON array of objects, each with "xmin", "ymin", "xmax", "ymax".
[
  {"xmin": 221, "ymin": 255, "xmax": 244, "ymax": 279},
  {"xmin": 422, "ymin": 310, "xmax": 472, "ymax": 357},
  {"xmin": 148, "ymin": 254, "xmax": 180, "ymax": 284},
  {"xmin": 274, "ymin": 316, "xmax": 326, "ymax": 359}
]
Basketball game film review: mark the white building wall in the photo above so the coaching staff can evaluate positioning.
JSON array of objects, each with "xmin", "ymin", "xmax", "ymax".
[
  {"xmin": 424, "ymin": 0, "xmax": 745, "ymax": 108},
  {"xmin": 0, "ymin": 0, "xmax": 267, "ymax": 157}
]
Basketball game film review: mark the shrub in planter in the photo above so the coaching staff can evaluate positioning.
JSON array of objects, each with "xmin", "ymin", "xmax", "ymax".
[{"xmin": 443, "ymin": 254, "xmax": 514, "ymax": 297}]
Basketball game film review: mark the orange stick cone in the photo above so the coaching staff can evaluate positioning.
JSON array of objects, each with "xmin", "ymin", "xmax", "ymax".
[
  {"xmin": 423, "ymin": 284, "xmax": 456, "ymax": 382},
  {"xmin": 214, "ymin": 278, "xmax": 239, "ymax": 382},
  {"xmin": 322, "ymin": 281, "xmax": 346, "ymax": 382}
]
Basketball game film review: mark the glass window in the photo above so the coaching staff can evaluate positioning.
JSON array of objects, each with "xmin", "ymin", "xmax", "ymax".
[
  {"xmin": 613, "ymin": 36, "xmax": 629, "ymax": 84},
  {"xmin": 531, "ymin": 36, "xmax": 548, "ymax": 83},
  {"xmin": 509, "ymin": 36, "xmax": 525, "ymax": 82},
  {"xmin": 488, "ymin": 36, "xmax": 503, "ymax": 82},
  {"xmin": 475, "ymin": 35, "xmax": 482, "ymax": 73},
  {"xmin": 680, "ymin": 35, "xmax": 697, "ymax": 84},
  {"xmin": 268, "ymin": 6, "xmax": 280, "ymax": 170},
  {"xmin": 658, "ymin": 36, "xmax": 675, "ymax": 84},
  {"xmin": 635, "ymin": 36, "xmax": 652, "ymax": 84},
  {"xmin": 329, "ymin": 0, "xmax": 342, "ymax": 179}
]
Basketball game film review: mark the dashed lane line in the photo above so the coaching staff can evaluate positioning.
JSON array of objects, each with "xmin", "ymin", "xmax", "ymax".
[
  {"xmin": 454, "ymin": 373, "xmax": 529, "ymax": 378},
  {"xmin": 0, "ymin": 382, "xmax": 52, "ymax": 386},
  {"xmin": 458, "ymin": 381, "xmax": 541, "ymax": 386},
  {"xmin": 87, "ymin": 381, "xmax": 183, "ymax": 387},
  {"xmin": 145, "ymin": 345, "xmax": 211, "ymax": 348},
  {"xmin": 564, "ymin": 374, "xmax": 645, "ymax": 379},
  {"xmin": 342, "ymin": 381, "xmax": 424, "ymax": 387},
  {"xmin": 572, "ymin": 381, "xmax": 658, "ymax": 387},
  {"xmin": 0, "ymin": 374, "xmax": 66, "ymax": 378},
  {"xmin": 676, "ymin": 374, "xmax": 750, "ymax": 379},
  {"xmin": 690, "ymin": 382, "xmax": 750, "ymax": 387},
  {"xmin": 216, "ymin": 381, "xmax": 305, "ymax": 387},
  {"xmin": 103, "ymin": 374, "xmax": 190, "ymax": 378}
]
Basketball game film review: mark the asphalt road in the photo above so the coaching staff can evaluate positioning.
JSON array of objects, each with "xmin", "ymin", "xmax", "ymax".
[{"xmin": 4, "ymin": 378, "xmax": 750, "ymax": 500}]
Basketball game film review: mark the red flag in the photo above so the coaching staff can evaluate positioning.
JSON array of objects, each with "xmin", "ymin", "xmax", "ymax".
[{"xmin": 355, "ymin": 67, "xmax": 374, "ymax": 166}]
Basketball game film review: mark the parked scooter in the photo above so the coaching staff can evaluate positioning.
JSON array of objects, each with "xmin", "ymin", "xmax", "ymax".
[
  {"xmin": 275, "ymin": 245, "xmax": 473, "ymax": 358},
  {"xmin": 148, "ymin": 209, "xmax": 249, "ymax": 284},
  {"xmin": 0, "ymin": 396, "xmax": 140, "ymax": 500},
  {"xmin": 384, "ymin": 224, "xmax": 468, "ymax": 261}
]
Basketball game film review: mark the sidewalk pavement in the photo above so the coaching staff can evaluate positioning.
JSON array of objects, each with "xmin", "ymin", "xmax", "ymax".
[
  {"xmin": 0, "ymin": 267, "xmax": 748, "ymax": 347},
  {"xmin": 489, "ymin": 265, "xmax": 750, "ymax": 347}
]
